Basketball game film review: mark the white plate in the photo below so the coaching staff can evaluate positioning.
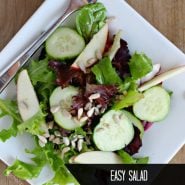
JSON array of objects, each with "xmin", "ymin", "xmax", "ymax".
[{"xmin": 0, "ymin": 0, "xmax": 185, "ymax": 184}]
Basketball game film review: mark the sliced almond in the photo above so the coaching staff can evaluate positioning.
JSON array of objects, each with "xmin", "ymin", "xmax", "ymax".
[
  {"xmin": 61, "ymin": 147, "xmax": 70, "ymax": 158},
  {"xmin": 84, "ymin": 102, "xmax": 92, "ymax": 111},
  {"xmin": 43, "ymin": 132, "xmax": 50, "ymax": 138},
  {"xmin": 54, "ymin": 131, "xmax": 61, "ymax": 137},
  {"xmin": 39, "ymin": 140, "xmax": 46, "ymax": 148},
  {"xmin": 94, "ymin": 107, "xmax": 100, "ymax": 115},
  {"xmin": 96, "ymin": 104, "xmax": 102, "ymax": 109},
  {"xmin": 100, "ymin": 107, "xmax": 106, "ymax": 114},
  {"xmin": 49, "ymin": 135, "xmax": 55, "ymax": 141},
  {"xmin": 78, "ymin": 108, "xmax": 84, "ymax": 120},
  {"xmin": 87, "ymin": 107, "xmax": 95, "ymax": 117},
  {"xmin": 77, "ymin": 135, "xmax": 84, "ymax": 139},
  {"xmin": 80, "ymin": 116, "xmax": 88, "ymax": 122},
  {"xmin": 77, "ymin": 139, "xmax": 84, "ymax": 152},
  {"xmin": 47, "ymin": 121, "xmax": 54, "ymax": 129},
  {"xmin": 63, "ymin": 137, "xmax": 70, "ymax": 146},
  {"xmin": 71, "ymin": 140, "xmax": 76, "ymax": 149},
  {"xmin": 53, "ymin": 138, "xmax": 62, "ymax": 144},
  {"xmin": 38, "ymin": 135, "xmax": 47, "ymax": 144},
  {"xmin": 89, "ymin": 93, "xmax": 101, "ymax": 100}
]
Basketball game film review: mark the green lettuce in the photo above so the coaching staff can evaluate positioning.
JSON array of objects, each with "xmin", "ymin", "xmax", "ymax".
[
  {"xmin": 129, "ymin": 53, "xmax": 153, "ymax": 80},
  {"xmin": 0, "ymin": 99, "xmax": 22, "ymax": 142},
  {"xmin": 4, "ymin": 160, "xmax": 43, "ymax": 180},
  {"xmin": 44, "ymin": 151, "xmax": 79, "ymax": 185},
  {"xmin": 4, "ymin": 140, "xmax": 47, "ymax": 179},
  {"xmin": 136, "ymin": 157, "xmax": 150, "ymax": 164},
  {"xmin": 92, "ymin": 57, "xmax": 122, "ymax": 85},
  {"xmin": 27, "ymin": 58, "xmax": 56, "ymax": 110},
  {"xmin": 118, "ymin": 150, "xmax": 149, "ymax": 164},
  {"xmin": 0, "ymin": 98, "xmax": 46, "ymax": 140},
  {"xmin": 76, "ymin": 2, "xmax": 106, "ymax": 42},
  {"xmin": 44, "ymin": 168, "xmax": 79, "ymax": 185},
  {"xmin": 5, "ymin": 141, "xmax": 79, "ymax": 185},
  {"xmin": 41, "ymin": 143, "xmax": 79, "ymax": 185},
  {"xmin": 18, "ymin": 110, "xmax": 46, "ymax": 136},
  {"xmin": 74, "ymin": 127, "xmax": 87, "ymax": 137},
  {"xmin": 118, "ymin": 77, "xmax": 135, "ymax": 92},
  {"xmin": 113, "ymin": 90, "xmax": 143, "ymax": 110}
]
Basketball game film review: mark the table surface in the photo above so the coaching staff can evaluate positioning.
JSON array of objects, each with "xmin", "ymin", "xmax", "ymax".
[{"xmin": 0, "ymin": 0, "xmax": 185, "ymax": 184}]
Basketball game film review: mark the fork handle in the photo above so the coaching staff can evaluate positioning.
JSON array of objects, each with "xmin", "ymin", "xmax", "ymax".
[{"xmin": 0, "ymin": 6, "xmax": 76, "ymax": 93}]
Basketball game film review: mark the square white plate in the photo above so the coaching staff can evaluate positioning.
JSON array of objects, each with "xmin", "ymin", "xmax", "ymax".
[{"xmin": 0, "ymin": 0, "xmax": 185, "ymax": 184}]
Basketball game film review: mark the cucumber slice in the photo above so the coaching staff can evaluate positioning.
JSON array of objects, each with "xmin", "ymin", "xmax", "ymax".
[
  {"xmin": 122, "ymin": 110, "xmax": 144, "ymax": 138},
  {"xmin": 93, "ymin": 110, "xmax": 134, "ymax": 151},
  {"xmin": 46, "ymin": 27, "xmax": 85, "ymax": 60},
  {"xmin": 50, "ymin": 86, "xmax": 87, "ymax": 130},
  {"xmin": 133, "ymin": 86, "xmax": 170, "ymax": 122}
]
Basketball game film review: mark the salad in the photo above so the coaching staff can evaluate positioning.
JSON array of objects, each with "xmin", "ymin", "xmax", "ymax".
[{"xmin": 0, "ymin": 2, "xmax": 174, "ymax": 185}]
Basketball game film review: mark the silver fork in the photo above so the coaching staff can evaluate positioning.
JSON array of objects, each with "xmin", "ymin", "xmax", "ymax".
[{"xmin": 0, "ymin": 0, "xmax": 96, "ymax": 93}]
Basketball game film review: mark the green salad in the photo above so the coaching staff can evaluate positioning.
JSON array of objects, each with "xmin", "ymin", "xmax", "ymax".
[{"xmin": 0, "ymin": 2, "xmax": 173, "ymax": 185}]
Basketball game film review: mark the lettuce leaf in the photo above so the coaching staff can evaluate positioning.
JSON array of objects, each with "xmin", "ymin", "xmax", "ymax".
[
  {"xmin": 44, "ymin": 168, "xmax": 79, "ymax": 185},
  {"xmin": 113, "ymin": 90, "xmax": 143, "ymax": 110},
  {"xmin": 76, "ymin": 2, "xmax": 106, "ymax": 42},
  {"xmin": 136, "ymin": 157, "xmax": 150, "ymax": 164},
  {"xmin": 118, "ymin": 77, "xmax": 134, "ymax": 92},
  {"xmin": 44, "ymin": 151, "xmax": 79, "ymax": 185},
  {"xmin": 0, "ymin": 99, "xmax": 22, "ymax": 142},
  {"xmin": 5, "ymin": 141, "xmax": 79, "ymax": 185},
  {"xmin": 92, "ymin": 57, "xmax": 122, "ymax": 85},
  {"xmin": 28, "ymin": 58, "xmax": 55, "ymax": 86},
  {"xmin": 4, "ymin": 140, "xmax": 47, "ymax": 179},
  {"xmin": 118, "ymin": 150, "xmax": 149, "ymax": 164},
  {"xmin": 0, "ymin": 99, "xmax": 46, "ymax": 141},
  {"xmin": 118, "ymin": 150, "xmax": 136, "ymax": 164},
  {"xmin": 18, "ymin": 110, "xmax": 46, "ymax": 136},
  {"xmin": 27, "ymin": 58, "xmax": 56, "ymax": 110},
  {"xmin": 4, "ymin": 160, "xmax": 43, "ymax": 180},
  {"xmin": 41, "ymin": 143, "xmax": 79, "ymax": 185},
  {"xmin": 129, "ymin": 53, "xmax": 153, "ymax": 80}
]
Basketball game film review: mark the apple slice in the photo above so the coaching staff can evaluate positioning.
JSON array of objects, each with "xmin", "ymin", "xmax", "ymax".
[
  {"xmin": 71, "ymin": 23, "xmax": 108, "ymax": 72},
  {"xmin": 138, "ymin": 65, "xmax": 185, "ymax": 92},
  {"xmin": 106, "ymin": 30, "xmax": 122, "ymax": 60},
  {"xmin": 71, "ymin": 151, "xmax": 123, "ymax": 164},
  {"xmin": 17, "ymin": 70, "xmax": 40, "ymax": 121}
]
